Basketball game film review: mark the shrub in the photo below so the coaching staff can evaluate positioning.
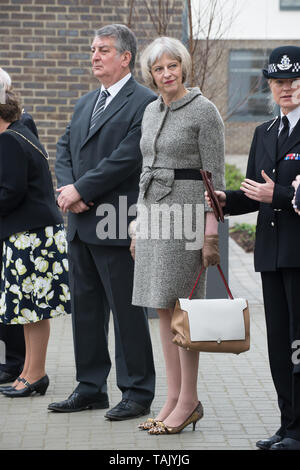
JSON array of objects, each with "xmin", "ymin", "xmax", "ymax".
[
  {"xmin": 225, "ymin": 163, "xmax": 245, "ymax": 191},
  {"xmin": 229, "ymin": 223, "xmax": 256, "ymax": 241}
]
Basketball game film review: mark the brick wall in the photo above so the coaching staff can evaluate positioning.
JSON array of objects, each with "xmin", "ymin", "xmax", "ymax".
[
  {"xmin": 0, "ymin": 0, "xmax": 184, "ymax": 178},
  {"xmin": 3, "ymin": 3, "xmax": 299, "ymax": 162}
]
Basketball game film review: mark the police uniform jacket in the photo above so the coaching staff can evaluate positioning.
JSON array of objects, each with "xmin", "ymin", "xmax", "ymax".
[{"xmin": 225, "ymin": 115, "xmax": 300, "ymax": 272}]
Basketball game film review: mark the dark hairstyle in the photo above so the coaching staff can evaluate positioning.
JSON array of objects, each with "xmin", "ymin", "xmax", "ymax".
[
  {"xmin": 94, "ymin": 24, "xmax": 137, "ymax": 72},
  {"xmin": 0, "ymin": 89, "xmax": 21, "ymax": 122}
]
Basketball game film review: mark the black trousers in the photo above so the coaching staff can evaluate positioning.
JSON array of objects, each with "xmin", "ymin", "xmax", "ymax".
[
  {"xmin": 68, "ymin": 235, "xmax": 155, "ymax": 407},
  {"xmin": 261, "ymin": 268, "xmax": 300, "ymax": 440},
  {"xmin": 0, "ymin": 323, "xmax": 25, "ymax": 375}
]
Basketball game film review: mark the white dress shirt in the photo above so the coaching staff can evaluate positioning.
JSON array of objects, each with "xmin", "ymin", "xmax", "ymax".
[
  {"xmin": 99, "ymin": 73, "xmax": 132, "ymax": 110},
  {"xmin": 278, "ymin": 105, "xmax": 300, "ymax": 136}
]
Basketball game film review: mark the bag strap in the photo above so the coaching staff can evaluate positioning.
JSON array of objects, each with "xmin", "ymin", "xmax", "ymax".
[
  {"xmin": 5, "ymin": 129, "xmax": 49, "ymax": 161},
  {"xmin": 189, "ymin": 264, "xmax": 234, "ymax": 300}
]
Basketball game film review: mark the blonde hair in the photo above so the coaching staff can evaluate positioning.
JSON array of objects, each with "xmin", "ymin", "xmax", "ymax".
[{"xmin": 140, "ymin": 37, "xmax": 191, "ymax": 91}]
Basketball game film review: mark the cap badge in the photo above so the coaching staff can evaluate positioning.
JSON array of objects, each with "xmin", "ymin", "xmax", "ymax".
[{"xmin": 278, "ymin": 55, "xmax": 293, "ymax": 71}]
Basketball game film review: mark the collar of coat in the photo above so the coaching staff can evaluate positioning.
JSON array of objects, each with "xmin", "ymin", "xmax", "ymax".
[
  {"xmin": 158, "ymin": 87, "xmax": 202, "ymax": 112},
  {"xmin": 264, "ymin": 110, "xmax": 300, "ymax": 163}
]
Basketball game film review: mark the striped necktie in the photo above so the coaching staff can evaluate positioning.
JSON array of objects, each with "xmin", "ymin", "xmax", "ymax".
[{"xmin": 89, "ymin": 89, "xmax": 110, "ymax": 132}]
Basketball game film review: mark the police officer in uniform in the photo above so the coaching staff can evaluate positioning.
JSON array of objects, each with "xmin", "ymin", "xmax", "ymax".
[{"xmin": 207, "ymin": 46, "xmax": 300, "ymax": 450}]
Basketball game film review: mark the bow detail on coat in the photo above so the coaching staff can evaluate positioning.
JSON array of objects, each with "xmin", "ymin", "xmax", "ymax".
[{"xmin": 139, "ymin": 167, "xmax": 174, "ymax": 202}]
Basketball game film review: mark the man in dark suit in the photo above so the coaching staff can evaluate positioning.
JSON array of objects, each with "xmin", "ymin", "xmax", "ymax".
[
  {"xmin": 48, "ymin": 24, "xmax": 156, "ymax": 420},
  {"xmin": 0, "ymin": 68, "xmax": 38, "ymax": 386}
]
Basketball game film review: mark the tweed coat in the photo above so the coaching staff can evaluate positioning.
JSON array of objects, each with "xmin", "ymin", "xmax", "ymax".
[{"xmin": 132, "ymin": 88, "xmax": 225, "ymax": 309}]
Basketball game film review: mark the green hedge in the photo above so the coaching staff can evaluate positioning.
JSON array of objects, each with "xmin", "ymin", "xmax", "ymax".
[
  {"xmin": 229, "ymin": 223, "xmax": 256, "ymax": 241},
  {"xmin": 225, "ymin": 163, "xmax": 245, "ymax": 191}
]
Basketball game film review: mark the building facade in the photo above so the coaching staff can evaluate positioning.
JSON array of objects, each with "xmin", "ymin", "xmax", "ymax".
[
  {"xmin": 0, "ymin": 0, "xmax": 184, "ymax": 174},
  {"xmin": 191, "ymin": 0, "xmax": 300, "ymax": 154},
  {"xmin": 1, "ymin": 0, "xmax": 300, "ymax": 161}
]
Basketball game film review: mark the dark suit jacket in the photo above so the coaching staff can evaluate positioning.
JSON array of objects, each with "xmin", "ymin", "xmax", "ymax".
[
  {"xmin": 55, "ymin": 77, "xmax": 157, "ymax": 245},
  {"xmin": 225, "ymin": 116, "xmax": 300, "ymax": 272},
  {"xmin": 0, "ymin": 121, "xmax": 63, "ymax": 240}
]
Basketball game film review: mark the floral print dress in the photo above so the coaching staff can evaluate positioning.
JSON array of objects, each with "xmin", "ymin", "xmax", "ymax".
[{"xmin": 0, "ymin": 224, "xmax": 71, "ymax": 324}]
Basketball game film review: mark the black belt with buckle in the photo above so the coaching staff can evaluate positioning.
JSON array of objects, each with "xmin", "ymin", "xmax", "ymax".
[{"xmin": 174, "ymin": 169, "xmax": 202, "ymax": 180}]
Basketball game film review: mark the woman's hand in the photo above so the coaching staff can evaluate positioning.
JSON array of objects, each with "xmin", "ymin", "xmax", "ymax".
[
  {"xmin": 292, "ymin": 175, "xmax": 300, "ymax": 191},
  {"xmin": 205, "ymin": 190, "xmax": 226, "ymax": 208},
  {"xmin": 292, "ymin": 175, "xmax": 300, "ymax": 215},
  {"xmin": 240, "ymin": 170, "xmax": 274, "ymax": 203},
  {"xmin": 202, "ymin": 234, "xmax": 220, "ymax": 268},
  {"xmin": 202, "ymin": 212, "xmax": 220, "ymax": 267}
]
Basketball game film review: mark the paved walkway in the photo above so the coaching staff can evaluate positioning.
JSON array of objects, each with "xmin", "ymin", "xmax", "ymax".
[{"xmin": 0, "ymin": 235, "xmax": 279, "ymax": 451}]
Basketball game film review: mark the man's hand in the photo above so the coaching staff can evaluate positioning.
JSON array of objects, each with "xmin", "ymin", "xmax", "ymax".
[
  {"xmin": 129, "ymin": 237, "xmax": 136, "ymax": 260},
  {"xmin": 57, "ymin": 184, "xmax": 81, "ymax": 212},
  {"xmin": 69, "ymin": 200, "xmax": 94, "ymax": 214},
  {"xmin": 240, "ymin": 170, "xmax": 274, "ymax": 203}
]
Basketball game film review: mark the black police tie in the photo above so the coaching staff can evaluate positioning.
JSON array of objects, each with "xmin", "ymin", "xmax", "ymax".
[
  {"xmin": 277, "ymin": 115, "xmax": 290, "ymax": 157},
  {"xmin": 89, "ymin": 89, "xmax": 110, "ymax": 132}
]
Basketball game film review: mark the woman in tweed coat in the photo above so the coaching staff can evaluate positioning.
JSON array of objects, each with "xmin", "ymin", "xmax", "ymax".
[{"xmin": 131, "ymin": 37, "xmax": 225, "ymax": 434}]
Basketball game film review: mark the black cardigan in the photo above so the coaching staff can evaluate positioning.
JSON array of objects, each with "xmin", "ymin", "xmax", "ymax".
[{"xmin": 0, "ymin": 120, "xmax": 63, "ymax": 240}]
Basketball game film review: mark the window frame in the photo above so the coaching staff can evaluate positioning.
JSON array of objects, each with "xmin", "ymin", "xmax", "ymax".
[
  {"xmin": 227, "ymin": 48, "xmax": 276, "ymax": 123},
  {"xmin": 280, "ymin": 0, "xmax": 300, "ymax": 10}
]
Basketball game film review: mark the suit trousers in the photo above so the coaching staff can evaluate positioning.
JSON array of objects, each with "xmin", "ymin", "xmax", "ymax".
[
  {"xmin": 68, "ymin": 235, "xmax": 155, "ymax": 407},
  {"xmin": 0, "ymin": 323, "xmax": 25, "ymax": 375},
  {"xmin": 261, "ymin": 268, "xmax": 300, "ymax": 440}
]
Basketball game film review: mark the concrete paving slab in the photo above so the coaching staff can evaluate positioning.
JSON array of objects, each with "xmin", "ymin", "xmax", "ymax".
[{"xmin": 0, "ymin": 239, "xmax": 278, "ymax": 451}]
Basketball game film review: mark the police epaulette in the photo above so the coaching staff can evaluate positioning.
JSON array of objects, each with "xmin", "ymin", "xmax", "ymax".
[{"xmin": 267, "ymin": 116, "xmax": 279, "ymax": 131}]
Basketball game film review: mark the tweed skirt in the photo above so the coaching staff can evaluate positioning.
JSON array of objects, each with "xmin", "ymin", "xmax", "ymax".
[{"xmin": 132, "ymin": 179, "xmax": 206, "ymax": 309}]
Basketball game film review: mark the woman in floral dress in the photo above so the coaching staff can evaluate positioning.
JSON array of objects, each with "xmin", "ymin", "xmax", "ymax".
[{"xmin": 0, "ymin": 87, "xmax": 70, "ymax": 397}]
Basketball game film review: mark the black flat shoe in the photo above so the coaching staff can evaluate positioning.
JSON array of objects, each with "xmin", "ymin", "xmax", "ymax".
[
  {"xmin": 270, "ymin": 437, "xmax": 300, "ymax": 450},
  {"xmin": 256, "ymin": 434, "xmax": 282, "ymax": 450},
  {"xmin": 1, "ymin": 375, "xmax": 49, "ymax": 397},
  {"xmin": 0, "ymin": 370, "xmax": 20, "ymax": 385},
  {"xmin": 48, "ymin": 391, "xmax": 109, "ymax": 412},
  {"xmin": 105, "ymin": 399, "xmax": 150, "ymax": 421}
]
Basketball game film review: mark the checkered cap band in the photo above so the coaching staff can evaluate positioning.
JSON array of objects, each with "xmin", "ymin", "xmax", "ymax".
[
  {"xmin": 268, "ymin": 64, "xmax": 277, "ymax": 73},
  {"xmin": 268, "ymin": 63, "xmax": 300, "ymax": 74},
  {"xmin": 292, "ymin": 63, "xmax": 300, "ymax": 72}
]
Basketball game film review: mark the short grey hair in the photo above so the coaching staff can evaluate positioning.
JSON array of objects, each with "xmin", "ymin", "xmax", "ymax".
[
  {"xmin": 94, "ymin": 24, "xmax": 137, "ymax": 72},
  {"xmin": 140, "ymin": 37, "xmax": 192, "ymax": 91},
  {"xmin": 0, "ymin": 68, "xmax": 12, "ymax": 90}
]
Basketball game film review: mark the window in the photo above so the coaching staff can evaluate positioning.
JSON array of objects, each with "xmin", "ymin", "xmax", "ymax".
[
  {"xmin": 228, "ymin": 49, "xmax": 277, "ymax": 122},
  {"xmin": 280, "ymin": 0, "xmax": 300, "ymax": 10}
]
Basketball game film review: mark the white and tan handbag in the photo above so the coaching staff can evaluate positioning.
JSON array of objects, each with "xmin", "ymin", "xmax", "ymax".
[{"xmin": 171, "ymin": 265, "xmax": 250, "ymax": 354}]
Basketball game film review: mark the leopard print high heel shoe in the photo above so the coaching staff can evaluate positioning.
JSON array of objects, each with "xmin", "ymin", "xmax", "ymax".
[
  {"xmin": 138, "ymin": 418, "xmax": 157, "ymax": 430},
  {"xmin": 148, "ymin": 401, "xmax": 203, "ymax": 435}
]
